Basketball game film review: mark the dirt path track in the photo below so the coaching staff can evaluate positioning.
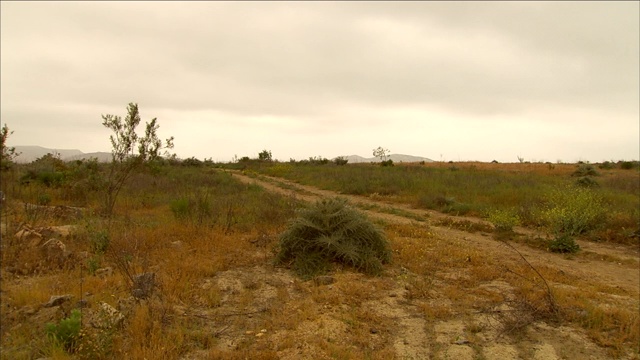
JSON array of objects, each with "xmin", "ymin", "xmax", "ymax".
[
  {"xmin": 228, "ymin": 170, "xmax": 639, "ymax": 295},
  {"xmin": 215, "ymin": 170, "xmax": 640, "ymax": 359}
]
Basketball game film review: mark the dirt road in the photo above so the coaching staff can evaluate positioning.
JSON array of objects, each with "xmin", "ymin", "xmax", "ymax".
[
  {"xmin": 228, "ymin": 170, "xmax": 639, "ymax": 294},
  {"xmin": 200, "ymin": 170, "xmax": 640, "ymax": 360}
]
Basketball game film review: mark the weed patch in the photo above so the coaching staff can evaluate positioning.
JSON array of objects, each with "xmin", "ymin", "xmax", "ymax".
[{"xmin": 539, "ymin": 185, "xmax": 606, "ymax": 237}]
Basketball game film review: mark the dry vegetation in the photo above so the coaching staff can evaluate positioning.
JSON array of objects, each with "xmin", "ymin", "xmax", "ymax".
[{"xmin": 1, "ymin": 156, "xmax": 639, "ymax": 359}]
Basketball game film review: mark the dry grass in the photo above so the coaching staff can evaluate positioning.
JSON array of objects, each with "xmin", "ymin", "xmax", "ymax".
[
  {"xmin": 420, "ymin": 161, "xmax": 578, "ymax": 176},
  {"xmin": 1, "ymin": 162, "xmax": 638, "ymax": 359}
]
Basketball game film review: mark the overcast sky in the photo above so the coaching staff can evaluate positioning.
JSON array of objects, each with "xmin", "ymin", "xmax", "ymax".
[{"xmin": 1, "ymin": 2, "xmax": 638, "ymax": 163}]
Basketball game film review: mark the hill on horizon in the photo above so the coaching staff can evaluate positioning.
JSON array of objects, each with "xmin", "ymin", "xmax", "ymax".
[
  {"xmin": 345, "ymin": 154, "xmax": 434, "ymax": 163},
  {"xmin": 12, "ymin": 146, "xmax": 111, "ymax": 163},
  {"xmin": 10, "ymin": 146, "xmax": 434, "ymax": 164}
]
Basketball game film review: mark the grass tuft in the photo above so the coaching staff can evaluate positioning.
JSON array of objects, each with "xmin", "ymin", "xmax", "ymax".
[{"xmin": 275, "ymin": 198, "xmax": 392, "ymax": 279}]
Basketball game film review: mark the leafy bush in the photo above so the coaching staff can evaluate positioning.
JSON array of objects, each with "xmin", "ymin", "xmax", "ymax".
[
  {"xmin": 333, "ymin": 156, "xmax": 349, "ymax": 166},
  {"xmin": 87, "ymin": 256, "xmax": 100, "ymax": 275},
  {"xmin": 46, "ymin": 309, "xmax": 82, "ymax": 352},
  {"xmin": 37, "ymin": 192, "xmax": 52, "ymax": 205},
  {"xmin": 181, "ymin": 157, "xmax": 203, "ymax": 167},
  {"xmin": 258, "ymin": 150, "xmax": 273, "ymax": 162},
  {"xmin": 170, "ymin": 191, "xmax": 213, "ymax": 226},
  {"xmin": 572, "ymin": 164, "xmax": 599, "ymax": 177},
  {"xmin": 91, "ymin": 230, "xmax": 111, "ymax": 254},
  {"xmin": 619, "ymin": 161, "xmax": 638, "ymax": 170},
  {"xmin": 1, "ymin": 124, "xmax": 20, "ymax": 170},
  {"xmin": 549, "ymin": 234, "xmax": 580, "ymax": 253},
  {"xmin": 20, "ymin": 170, "xmax": 66, "ymax": 187},
  {"xmin": 275, "ymin": 197, "xmax": 392, "ymax": 279},
  {"xmin": 380, "ymin": 159, "xmax": 394, "ymax": 167},
  {"xmin": 598, "ymin": 161, "xmax": 614, "ymax": 170},
  {"xmin": 575, "ymin": 176, "xmax": 599, "ymax": 188},
  {"xmin": 539, "ymin": 185, "xmax": 606, "ymax": 236},
  {"xmin": 488, "ymin": 208, "xmax": 520, "ymax": 232},
  {"xmin": 307, "ymin": 156, "xmax": 329, "ymax": 165},
  {"xmin": 37, "ymin": 171, "xmax": 66, "ymax": 187},
  {"xmin": 170, "ymin": 197, "xmax": 191, "ymax": 220}
]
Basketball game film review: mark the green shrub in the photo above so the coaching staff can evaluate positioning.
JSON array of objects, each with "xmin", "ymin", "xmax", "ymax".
[
  {"xmin": 442, "ymin": 201, "xmax": 471, "ymax": 216},
  {"xmin": 181, "ymin": 157, "xmax": 203, "ymax": 167},
  {"xmin": 539, "ymin": 185, "xmax": 606, "ymax": 236},
  {"xmin": 308, "ymin": 156, "xmax": 329, "ymax": 165},
  {"xmin": 89, "ymin": 230, "xmax": 110, "ymax": 254},
  {"xmin": 417, "ymin": 194, "xmax": 455, "ymax": 210},
  {"xmin": 380, "ymin": 159, "xmax": 394, "ymax": 167},
  {"xmin": 20, "ymin": 169, "xmax": 66, "ymax": 187},
  {"xmin": 87, "ymin": 256, "xmax": 100, "ymax": 275},
  {"xmin": 46, "ymin": 309, "xmax": 81, "ymax": 352},
  {"xmin": 619, "ymin": 161, "xmax": 639, "ymax": 170},
  {"xmin": 37, "ymin": 171, "xmax": 66, "ymax": 187},
  {"xmin": 170, "ymin": 191, "xmax": 213, "ymax": 226},
  {"xmin": 488, "ymin": 208, "xmax": 520, "ymax": 232},
  {"xmin": 572, "ymin": 164, "xmax": 599, "ymax": 177},
  {"xmin": 195, "ymin": 193, "xmax": 213, "ymax": 224},
  {"xmin": 170, "ymin": 197, "xmax": 191, "ymax": 220},
  {"xmin": 37, "ymin": 192, "xmax": 52, "ymax": 206},
  {"xmin": 549, "ymin": 234, "xmax": 580, "ymax": 253},
  {"xmin": 275, "ymin": 197, "xmax": 392, "ymax": 279},
  {"xmin": 598, "ymin": 161, "xmax": 614, "ymax": 170},
  {"xmin": 333, "ymin": 156, "xmax": 349, "ymax": 166},
  {"xmin": 575, "ymin": 176, "xmax": 599, "ymax": 188},
  {"xmin": 416, "ymin": 194, "xmax": 472, "ymax": 215},
  {"xmin": 259, "ymin": 150, "xmax": 273, "ymax": 162}
]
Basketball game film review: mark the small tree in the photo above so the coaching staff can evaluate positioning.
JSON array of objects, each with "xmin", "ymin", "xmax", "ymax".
[
  {"xmin": 1, "ymin": 123, "xmax": 20, "ymax": 171},
  {"xmin": 373, "ymin": 147, "xmax": 394, "ymax": 166},
  {"xmin": 101, "ymin": 103, "xmax": 174, "ymax": 216},
  {"xmin": 1, "ymin": 123, "xmax": 20, "ymax": 204},
  {"xmin": 373, "ymin": 146, "xmax": 390, "ymax": 162},
  {"xmin": 258, "ymin": 149, "xmax": 273, "ymax": 162}
]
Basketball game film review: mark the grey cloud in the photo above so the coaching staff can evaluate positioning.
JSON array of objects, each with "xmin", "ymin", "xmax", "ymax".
[
  {"xmin": 4, "ymin": 1, "xmax": 636, "ymax": 119},
  {"xmin": 1, "ymin": 2, "xmax": 638, "ymax": 161}
]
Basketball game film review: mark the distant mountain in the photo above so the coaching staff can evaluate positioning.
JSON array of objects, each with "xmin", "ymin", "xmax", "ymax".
[
  {"xmin": 345, "ymin": 154, "xmax": 434, "ymax": 163},
  {"xmin": 13, "ymin": 146, "xmax": 111, "ymax": 163},
  {"xmin": 65, "ymin": 152, "xmax": 113, "ymax": 163},
  {"xmin": 344, "ymin": 155, "xmax": 369, "ymax": 163}
]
